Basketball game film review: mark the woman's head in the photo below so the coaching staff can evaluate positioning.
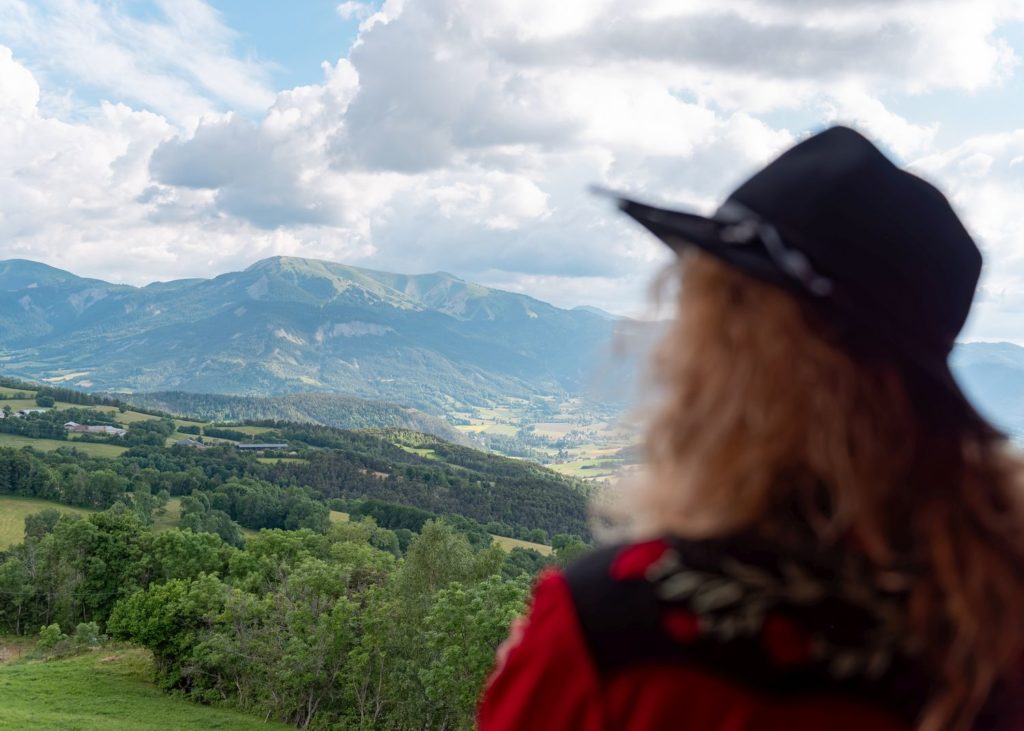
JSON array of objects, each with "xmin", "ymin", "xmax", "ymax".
[{"xmin": 635, "ymin": 250, "xmax": 1024, "ymax": 730}]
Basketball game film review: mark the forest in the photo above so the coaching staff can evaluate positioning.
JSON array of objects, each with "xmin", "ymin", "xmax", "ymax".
[
  {"xmin": 0, "ymin": 417, "xmax": 591, "ymax": 539},
  {"xmin": 0, "ymin": 504, "xmax": 562, "ymax": 729}
]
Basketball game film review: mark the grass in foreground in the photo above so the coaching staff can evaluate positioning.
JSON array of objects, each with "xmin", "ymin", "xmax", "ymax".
[
  {"xmin": 0, "ymin": 647, "xmax": 291, "ymax": 730},
  {"xmin": 0, "ymin": 496, "xmax": 92, "ymax": 550}
]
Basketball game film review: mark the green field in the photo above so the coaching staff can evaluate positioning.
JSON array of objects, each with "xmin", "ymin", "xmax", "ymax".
[
  {"xmin": 0, "ymin": 386, "xmax": 31, "ymax": 397},
  {"xmin": 150, "ymin": 497, "xmax": 182, "ymax": 532},
  {"xmin": 1, "ymin": 398, "xmax": 47, "ymax": 411},
  {"xmin": 0, "ymin": 433, "xmax": 126, "ymax": 458},
  {"xmin": 228, "ymin": 425, "xmax": 275, "ymax": 436},
  {"xmin": 454, "ymin": 422, "xmax": 518, "ymax": 436},
  {"xmin": 172, "ymin": 418, "xmax": 206, "ymax": 428},
  {"xmin": 397, "ymin": 445, "xmax": 437, "ymax": 459},
  {"xmin": 0, "ymin": 648, "xmax": 291, "ymax": 730},
  {"xmin": 549, "ymin": 458, "xmax": 620, "ymax": 479},
  {"xmin": 490, "ymin": 534, "xmax": 553, "ymax": 555},
  {"xmin": 88, "ymin": 407, "xmax": 161, "ymax": 424},
  {"xmin": 0, "ymin": 496, "xmax": 92, "ymax": 550}
]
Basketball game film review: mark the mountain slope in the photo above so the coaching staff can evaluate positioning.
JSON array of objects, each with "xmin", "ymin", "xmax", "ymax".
[{"xmin": 0, "ymin": 256, "xmax": 618, "ymax": 411}]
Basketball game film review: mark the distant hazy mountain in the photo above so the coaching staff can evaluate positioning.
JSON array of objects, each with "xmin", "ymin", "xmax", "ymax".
[
  {"xmin": 0, "ymin": 257, "xmax": 618, "ymax": 411},
  {"xmin": 125, "ymin": 390, "xmax": 469, "ymax": 444},
  {"xmin": 952, "ymin": 342, "xmax": 1024, "ymax": 438}
]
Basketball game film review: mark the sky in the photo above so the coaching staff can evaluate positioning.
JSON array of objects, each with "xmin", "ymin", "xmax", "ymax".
[{"xmin": 1, "ymin": 0, "xmax": 1024, "ymax": 341}]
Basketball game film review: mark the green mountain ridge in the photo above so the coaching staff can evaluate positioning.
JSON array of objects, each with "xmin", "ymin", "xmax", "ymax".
[{"xmin": 0, "ymin": 256, "xmax": 619, "ymax": 411}]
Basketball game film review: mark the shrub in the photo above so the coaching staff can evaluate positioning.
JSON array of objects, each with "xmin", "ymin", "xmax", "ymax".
[
  {"xmin": 73, "ymin": 621, "xmax": 101, "ymax": 647},
  {"xmin": 37, "ymin": 623, "xmax": 67, "ymax": 650}
]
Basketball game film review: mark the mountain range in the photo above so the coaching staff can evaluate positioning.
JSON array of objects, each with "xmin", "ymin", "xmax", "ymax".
[
  {"xmin": 1, "ymin": 256, "xmax": 1023, "ymax": 437},
  {"xmin": 951, "ymin": 342, "xmax": 1024, "ymax": 438},
  {"xmin": 0, "ymin": 257, "xmax": 618, "ymax": 411}
]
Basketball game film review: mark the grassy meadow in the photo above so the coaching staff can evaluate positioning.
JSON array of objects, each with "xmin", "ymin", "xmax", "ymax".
[
  {"xmin": 0, "ymin": 496, "xmax": 92, "ymax": 550},
  {"xmin": 0, "ymin": 648, "xmax": 291, "ymax": 731}
]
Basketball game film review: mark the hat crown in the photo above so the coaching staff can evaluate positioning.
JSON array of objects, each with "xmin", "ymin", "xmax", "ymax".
[{"xmin": 725, "ymin": 126, "xmax": 981, "ymax": 354}]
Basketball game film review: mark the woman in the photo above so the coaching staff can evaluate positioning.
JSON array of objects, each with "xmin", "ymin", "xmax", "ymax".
[{"xmin": 478, "ymin": 127, "xmax": 1024, "ymax": 731}]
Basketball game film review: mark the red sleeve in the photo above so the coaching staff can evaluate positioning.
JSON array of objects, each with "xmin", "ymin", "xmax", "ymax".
[{"xmin": 478, "ymin": 570, "xmax": 604, "ymax": 731}]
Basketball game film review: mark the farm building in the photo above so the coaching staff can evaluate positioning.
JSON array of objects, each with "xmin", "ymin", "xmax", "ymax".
[{"xmin": 64, "ymin": 422, "xmax": 127, "ymax": 437}]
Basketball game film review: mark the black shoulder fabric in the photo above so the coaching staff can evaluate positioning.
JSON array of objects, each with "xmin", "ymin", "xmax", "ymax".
[{"xmin": 563, "ymin": 537, "xmax": 932, "ymax": 723}]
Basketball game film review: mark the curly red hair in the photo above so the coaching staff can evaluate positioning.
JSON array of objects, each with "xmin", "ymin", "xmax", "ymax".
[{"xmin": 632, "ymin": 252, "xmax": 1024, "ymax": 730}]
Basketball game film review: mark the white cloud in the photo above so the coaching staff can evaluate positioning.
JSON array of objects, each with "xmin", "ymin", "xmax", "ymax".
[
  {"xmin": 3, "ymin": 0, "xmax": 1024, "ymax": 333},
  {"xmin": 0, "ymin": 0, "xmax": 274, "ymax": 125},
  {"xmin": 0, "ymin": 43, "xmax": 37, "ymax": 116},
  {"xmin": 337, "ymin": 2, "xmax": 374, "ymax": 21},
  {"xmin": 911, "ymin": 130, "xmax": 1024, "ymax": 342}
]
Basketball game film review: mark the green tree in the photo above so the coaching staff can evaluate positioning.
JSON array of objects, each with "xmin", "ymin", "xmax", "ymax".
[
  {"xmin": 107, "ymin": 573, "xmax": 227, "ymax": 688},
  {"xmin": 420, "ymin": 574, "xmax": 529, "ymax": 730},
  {"xmin": 23, "ymin": 509, "xmax": 63, "ymax": 541},
  {"xmin": 0, "ymin": 556, "xmax": 33, "ymax": 634}
]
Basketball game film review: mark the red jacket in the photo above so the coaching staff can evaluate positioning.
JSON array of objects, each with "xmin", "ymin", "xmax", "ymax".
[{"xmin": 479, "ymin": 536, "xmax": 1013, "ymax": 731}]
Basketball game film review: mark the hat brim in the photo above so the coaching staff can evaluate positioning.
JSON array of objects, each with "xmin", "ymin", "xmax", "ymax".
[
  {"xmin": 608, "ymin": 193, "xmax": 997, "ymax": 436},
  {"xmin": 612, "ymin": 195, "xmax": 800, "ymax": 297}
]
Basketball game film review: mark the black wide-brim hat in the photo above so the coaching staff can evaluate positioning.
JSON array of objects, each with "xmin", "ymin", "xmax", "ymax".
[{"xmin": 603, "ymin": 125, "xmax": 992, "ymax": 433}]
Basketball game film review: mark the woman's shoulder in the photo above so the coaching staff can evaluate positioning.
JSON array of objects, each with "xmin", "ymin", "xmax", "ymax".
[{"xmin": 561, "ymin": 534, "xmax": 930, "ymax": 724}]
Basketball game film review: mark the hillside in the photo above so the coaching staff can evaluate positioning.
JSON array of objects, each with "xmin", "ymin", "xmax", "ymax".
[
  {"xmin": 0, "ymin": 382, "xmax": 591, "ymax": 538},
  {"xmin": 0, "ymin": 256, "xmax": 618, "ymax": 411},
  {"xmin": 123, "ymin": 391, "xmax": 469, "ymax": 444}
]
